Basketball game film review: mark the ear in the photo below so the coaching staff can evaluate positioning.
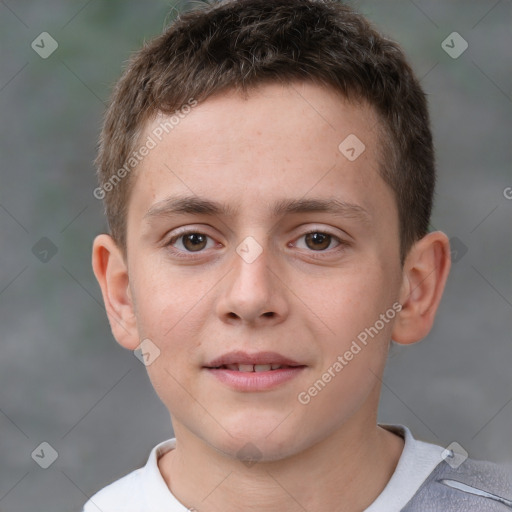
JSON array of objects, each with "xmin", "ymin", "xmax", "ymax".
[
  {"xmin": 91, "ymin": 234, "xmax": 140, "ymax": 350},
  {"xmin": 392, "ymin": 231, "xmax": 451, "ymax": 345}
]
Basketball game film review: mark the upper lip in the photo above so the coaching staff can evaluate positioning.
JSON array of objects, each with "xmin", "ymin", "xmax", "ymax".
[{"xmin": 204, "ymin": 351, "xmax": 304, "ymax": 368}]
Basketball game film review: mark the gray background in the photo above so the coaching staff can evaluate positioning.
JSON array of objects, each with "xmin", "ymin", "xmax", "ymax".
[{"xmin": 0, "ymin": 1, "xmax": 510, "ymax": 511}]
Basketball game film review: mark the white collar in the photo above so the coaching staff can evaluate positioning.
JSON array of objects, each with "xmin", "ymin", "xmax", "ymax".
[
  {"xmin": 139, "ymin": 424, "xmax": 444, "ymax": 511},
  {"xmin": 365, "ymin": 424, "xmax": 445, "ymax": 511}
]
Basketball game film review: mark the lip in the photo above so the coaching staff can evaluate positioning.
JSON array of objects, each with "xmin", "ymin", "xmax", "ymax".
[
  {"xmin": 204, "ymin": 350, "xmax": 303, "ymax": 368},
  {"xmin": 205, "ymin": 366, "xmax": 306, "ymax": 391},
  {"xmin": 203, "ymin": 351, "xmax": 306, "ymax": 392}
]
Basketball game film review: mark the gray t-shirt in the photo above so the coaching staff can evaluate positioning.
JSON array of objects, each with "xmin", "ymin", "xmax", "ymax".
[{"xmin": 83, "ymin": 424, "xmax": 512, "ymax": 511}]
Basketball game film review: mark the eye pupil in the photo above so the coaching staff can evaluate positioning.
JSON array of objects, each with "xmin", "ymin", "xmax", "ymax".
[
  {"xmin": 184, "ymin": 233, "xmax": 207, "ymax": 251},
  {"xmin": 305, "ymin": 232, "xmax": 330, "ymax": 251}
]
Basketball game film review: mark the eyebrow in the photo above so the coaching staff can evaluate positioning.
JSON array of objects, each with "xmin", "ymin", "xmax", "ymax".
[{"xmin": 144, "ymin": 195, "xmax": 371, "ymax": 225}]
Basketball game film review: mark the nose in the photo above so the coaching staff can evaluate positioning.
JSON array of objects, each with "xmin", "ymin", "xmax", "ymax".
[{"xmin": 216, "ymin": 236, "xmax": 289, "ymax": 326}]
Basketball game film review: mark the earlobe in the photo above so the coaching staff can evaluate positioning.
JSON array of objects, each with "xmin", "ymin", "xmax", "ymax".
[
  {"xmin": 392, "ymin": 231, "xmax": 451, "ymax": 345},
  {"xmin": 91, "ymin": 234, "xmax": 140, "ymax": 350}
]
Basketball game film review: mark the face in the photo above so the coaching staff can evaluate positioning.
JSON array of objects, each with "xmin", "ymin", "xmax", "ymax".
[{"xmin": 123, "ymin": 82, "xmax": 404, "ymax": 460}]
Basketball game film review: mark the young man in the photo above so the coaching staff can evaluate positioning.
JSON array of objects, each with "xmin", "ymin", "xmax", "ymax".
[{"xmin": 87, "ymin": 0, "xmax": 511, "ymax": 510}]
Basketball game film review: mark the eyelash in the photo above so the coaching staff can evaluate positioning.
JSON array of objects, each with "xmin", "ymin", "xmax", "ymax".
[{"xmin": 165, "ymin": 229, "xmax": 349, "ymax": 259}]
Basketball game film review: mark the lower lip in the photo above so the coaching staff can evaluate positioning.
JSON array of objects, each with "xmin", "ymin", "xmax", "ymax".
[{"xmin": 204, "ymin": 367, "xmax": 306, "ymax": 391}]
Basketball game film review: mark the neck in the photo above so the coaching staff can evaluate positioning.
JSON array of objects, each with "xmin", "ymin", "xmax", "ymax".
[{"xmin": 159, "ymin": 418, "xmax": 404, "ymax": 512}]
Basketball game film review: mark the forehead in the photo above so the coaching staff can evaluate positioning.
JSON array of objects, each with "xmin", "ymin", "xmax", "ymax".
[{"xmin": 127, "ymin": 81, "xmax": 393, "ymax": 229}]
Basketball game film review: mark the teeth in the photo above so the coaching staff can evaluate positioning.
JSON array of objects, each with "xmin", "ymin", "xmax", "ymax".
[
  {"xmin": 237, "ymin": 364, "xmax": 254, "ymax": 372},
  {"xmin": 220, "ymin": 363, "xmax": 286, "ymax": 371},
  {"xmin": 254, "ymin": 364, "xmax": 272, "ymax": 372}
]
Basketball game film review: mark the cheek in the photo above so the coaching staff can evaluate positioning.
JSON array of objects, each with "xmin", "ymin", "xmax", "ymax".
[
  {"xmin": 303, "ymin": 262, "xmax": 396, "ymax": 333},
  {"xmin": 130, "ymin": 288, "xmax": 198, "ymax": 394},
  {"xmin": 294, "ymin": 275, "xmax": 395, "ymax": 429},
  {"xmin": 303, "ymin": 262, "xmax": 400, "ymax": 393},
  {"xmin": 132, "ymin": 256, "xmax": 199, "ymax": 335},
  {"xmin": 138, "ymin": 279, "xmax": 206, "ymax": 410}
]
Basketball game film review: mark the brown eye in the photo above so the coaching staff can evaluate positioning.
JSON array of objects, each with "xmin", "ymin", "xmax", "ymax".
[
  {"xmin": 181, "ymin": 233, "xmax": 208, "ymax": 252},
  {"xmin": 304, "ymin": 232, "xmax": 332, "ymax": 251},
  {"xmin": 167, "ymin": 231, "xmax": 215, "ymax": 254}
]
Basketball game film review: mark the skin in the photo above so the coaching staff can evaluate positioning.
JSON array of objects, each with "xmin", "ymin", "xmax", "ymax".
[{"xmin": 92, "ymin": 81, "xmax": 451, "ymax": 511}]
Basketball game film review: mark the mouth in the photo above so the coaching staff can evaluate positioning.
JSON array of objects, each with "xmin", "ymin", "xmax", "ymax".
[
  {"xmin": 207, "ymin": 363, "xmax": 300, "ymax": 372},
  {"xmin": 204, "ymin": 350, "xmax": 304, "ymax": 369},
  {"xmin": 203, "ymin": 351, "xmax": 307, "ymax": 391}
]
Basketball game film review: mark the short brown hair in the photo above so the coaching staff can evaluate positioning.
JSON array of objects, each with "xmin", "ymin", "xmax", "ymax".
[{"xmin": 95, "ymin": 0, "xmax": 435, "ymax": 263}]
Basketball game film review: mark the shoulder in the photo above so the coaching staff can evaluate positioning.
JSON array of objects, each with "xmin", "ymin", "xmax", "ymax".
[
  {"xmin": 82, "ymin": 438, "xmax": 178, "ymax": 512},
  {"xmin": 83, "ymin": 466, "xmax": 146, "ymax": 512},
  {"xmin": 404, "ymin": 457, "xmax": 512, "ymax": 511},
  {"xmin": 375, "ymin": 425, "xmax": 512, "ymax": 512}
]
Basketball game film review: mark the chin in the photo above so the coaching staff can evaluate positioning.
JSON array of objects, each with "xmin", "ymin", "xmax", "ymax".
[
  {"xmin": 214, "ymin": 436, "xmax": 300, "ymax": 464},
  {"xmin": 204, "ymin": 413, "xmax": 309, "ymax": 463}
]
